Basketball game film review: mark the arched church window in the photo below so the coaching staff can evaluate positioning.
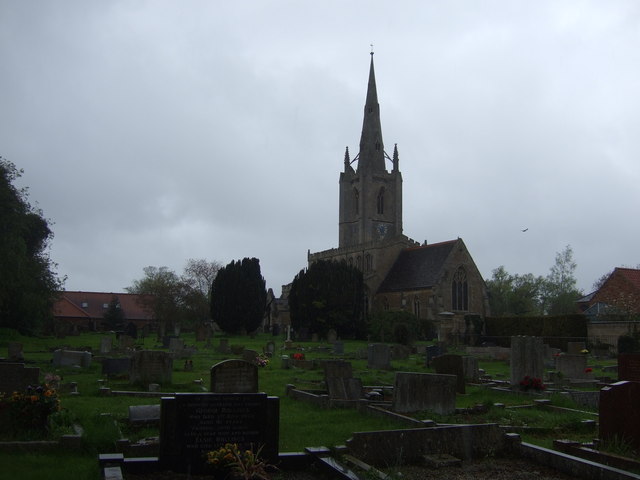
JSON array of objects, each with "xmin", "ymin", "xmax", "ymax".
[
  {"xmin": 451, "ymin": 267, "xmax": 469, "ymax": 311},
  {"xmin": 356, "ymin": 255, "xmax": 362, "ymax": 270},
  {"xmin": 365, "ymin": 253, "xmax": 373, "ymax": 272},
  {"xmin": 414, "ymin": 296, "xmax": 421, "ymax": 319},
  {"xmin": 354, "ymin": 189, "xmax": 359, "ymax": 215},
  {"xmin": 348, "ymin": 257, "xmax": 353, "ymax": 267},
  {"xmin": 377, "ymin": 188, "xmax": 385, "ymax": 214}
]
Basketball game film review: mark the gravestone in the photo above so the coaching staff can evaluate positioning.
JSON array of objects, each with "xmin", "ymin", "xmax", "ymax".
[
  {"xmin": 432, "ymin": 354, "xmax": 465, "ymax": 393},
  {"xmin": 129, "ymin": 404, "xmax": 161, "ymax": 425},
  {"xmin": 392, "ymin": 372, "xmax": 456, "ymax": 414},
  {"xmin": 99, "ymin": 336, "xmax": 113, "ymax": 354},
  {"xmin": 391, "ymin": 344, "xmax": 411, "ymax": 360},
  {"xmin": 217, "ymin": 339, "xmax": 230, "ymax": 354},
  {"xmin": 510, "ymin": 336, "xmax": 543, "ymax": 386},
  {"xmin": 425, "ymin": 344, "xmax": 446, "ymax": 367},
  {"xmin": 169, "ymin": 337, "xmax": 185, "ymax": 352},
  {"xmin": 52, "ymin": 349, "xmax": 92, "ymax": 368},
  {"xmin": 210, "ymin": 359, "xmax": 258, "ymax": 393},
  {"xmin": 130, "ymin": 350, "xmax": 173, "ymax": 385},
  {"xmin": 195, "ymin": 325, "xmax": 209, "ymax": 342},
  {"xmin": 599, "ymin": 381, "xmax": 640, "ymax": 452},
  {"xmin": 462, "ymin": 355, "xmax": 480, "ymax": 383},
  {"xmin": 367, "ymin": 344, "xmax": 391, "ymax": 370},
  {"xmin": 327, "ymin": 329, "xmax": 338, "ymax": 344},
  {"xmin": 618, "ymin": 353, "xmax": 640, "ymax": 382},
  {"xmin": 7, "ymin": 342, "xmax": 24, "ymax": 361},
  {"xmin": 265, "ymin": 341, "xmax": 276, "ymax": 357},
  {"xmin": 311, "ymin": 333, "xmax": 319, "ymax": 343},
  {"xmin": 333, "ymin": 341, "xmax": 344, "ymax": 355},
  {"xmin": 242, "ymin": 349, "xmax": 259, "ymax": 364},
  {"xmin": 159, "ymin": 392, "xmax": 279, "ymax": 474},
  {"xmin": 323, "ymin": 360, "xmax": 361, "ymax": 401},
  {"xmin": 101, "ymin": 357, "xmax": 131, "ymax": 377},
  {"xmin": 0, "ymin": 363, "xmax": 39, "ymax": 394},
  {"xmin": 567, "ymin": 341, "xmax": 586, "ymax": 355},
  {"xmin": 555, "ymin": 354, "xmax": 588, "ymax": 379}
]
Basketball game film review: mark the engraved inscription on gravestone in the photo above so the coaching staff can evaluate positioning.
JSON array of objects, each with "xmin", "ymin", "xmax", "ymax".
[{"xmin": 210, "ymin": 359, "xmax": 258, "ymax": 393}]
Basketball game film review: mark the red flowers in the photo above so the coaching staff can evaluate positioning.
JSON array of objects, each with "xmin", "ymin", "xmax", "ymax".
[
  {"xmin": 585, "ymin": 368, "xmax": 593, "ymax": 373},
  {"xmin": 519, "ymin": 376, "xmax": 545, "ymax": 391},
  {"xmin": 292, "ymin": 353, "xmax": 305, "ymax": 361}
]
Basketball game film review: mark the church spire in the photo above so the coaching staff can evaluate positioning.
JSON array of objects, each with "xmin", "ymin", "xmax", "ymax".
[{"xmin": 358, "ymin": 52, "xmax": 386, "ymax": 173}]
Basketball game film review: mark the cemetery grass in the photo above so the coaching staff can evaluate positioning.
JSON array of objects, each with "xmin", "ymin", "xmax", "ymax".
[{"xmin": 0, "ymin": 329, "xmax": 620, "ymax": 479}]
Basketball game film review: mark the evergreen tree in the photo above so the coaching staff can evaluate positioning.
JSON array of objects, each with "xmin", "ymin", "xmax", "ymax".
[
  {"xmin": 103, "ymin": 295, "xmax": 125, "ymax": 330},
  {"xmin": 288, "ymin": 260, "xmax": 365, "ymax": 339},
  {"xmin": 0, "ymin": 158, "xmax": 63, "ymax": 334},
  {"xmin": 210, "ymin": 257, "xmax": 266, "ymax": 334}
]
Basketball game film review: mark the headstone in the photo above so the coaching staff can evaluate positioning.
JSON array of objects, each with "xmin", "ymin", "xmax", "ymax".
[
  {"xmin": 327, "ymin": 329, "xmax": 338, "ymax": 344},
  {"xmin": 0, "ymin": 363, "xmax": 39, "ymax": 394},
  {"xmin": 392, "ymin": 372, "xmax": 457, "ymax": 414},
  {"xmin": 333, "ymin": 341, "xmax": 344, "ymax": 355},
  {"xmin": 100, "ymin": 336, "xmax": 113, "ymax": 354},
  {"xmin": 556, "ymin": 354, "xmax": 589, "ymax": 379},
  {"xmin": 52, "ymin": 349, "xmax": 92, "ymax": 368},
  {"xmin": 367, "ymin": 344, "xmax": 391, "ymax": 370},
  {"xmin": 129, "ymin": 350, "xmax": 173, "ymax": 385},
  {"xmin": 265, "ymin": 341, "xmax": 276, "ymax": 357},
  {"xmin": 242, "ymin": 349, "xmax": 258, "ymax": 364},
  {"xmin": 217, "ymin": 339, "xmax": 230, "ymax": 354},
  {"xmin": 391, "ymin": 344, "xmax": 411, "ymax": 360},
  {"xmin": 432, "ymin": 354, "xmax": 465, "ymax": 393},
  {"xmin": 618, "ymin": 353, "xmax": 640, "ymax": 382},
  {"xmin": 567, "ymin": 341, "xmax": 586, "ymax": 355},
  {"xmin": 425, "ymin": 344, "xmax": 444, "ymax": 367},
  {"xmin": 510, "ymin": 336, "xmax": 544, "ymax": 386},
  {"xmin": 323, "ymin": 360, "xmax": 361, "ymax": 400},
  {"xmin": 311, "ymin": 333, "xmax": 319, "ymax": 343},
  {"xmin": 128, "ymin": 404, "xmax": 161, "ymax": 425},
  {"xmin": 101, "ymin": 357, "xmax": 132, "ymax": 377},
  {"xmin": 599, "ymin": 381, "xmax": 640, "ymax": 452},
  {"xmin": 210, "ymin": 359, "xmax": 258, "ymax": 393},
  {"xmin": 462, "ymin": 355, "xmax": 480, "ymax": 383},
  {"xmin": 159, "ymin": 393, "xmax": 279, "ymax": 473},
  {"xmin": 195, "ymin": 325, "xmax": 209, "ymax": 342},
  {"xmin": 169, "ymin": 337, "xmax": 185, "ymax": 352},
  {"xmin": 7, "ymin": 342, "xmax": 24, "ymax": 361}
]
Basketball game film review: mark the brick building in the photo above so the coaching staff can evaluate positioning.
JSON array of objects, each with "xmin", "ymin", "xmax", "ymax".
[{"xmin": 578, "ymin": 267, "xmax": 640, "ymax": 318}]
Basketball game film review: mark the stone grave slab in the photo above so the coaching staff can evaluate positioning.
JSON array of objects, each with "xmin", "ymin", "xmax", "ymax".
[
  {"xmin": 0, "ymin": 363, "xmax": 40, "ymax": 394},
  {"xmin": 555, "ymin": 354, "xmax": 589, "ymax": 379},
  {"xmin": 52, "ymin": 349, "xmax": 92, "ymax": 368},
  {"xmin": 510, "ymin": 336, "xmax": 543, "ymax": 386},
  {"xmin": 392, "ymin": 372, "xmax": 457, "ymax": 414},
  {"xmin": 130, "ymin": 350, "xmax": 173, "ymax": 385},
  {"xmin": 159, "ymin": 392, "xmax": 279, "ymax": 473},
  {"xmin": 618, "ymin": 353, "xmax": 640, "ymax": 382},
  {"xmin": 128, "ymin": 404, "xmax": 161, "ymax": 425},
  {"xmin": 432, "ymin": 354, "xmax": 465, "ymax": 393},
  {"xmin": 367, "ymin": 344, "xmax": 391, "ymax": 370},
  {"xmin": 210, "ymin": 359, "xmax": 258, "ymax": 393},
  {"xmin": 599, "ymin": 381, "xmax": 640, "ymax": 452}
]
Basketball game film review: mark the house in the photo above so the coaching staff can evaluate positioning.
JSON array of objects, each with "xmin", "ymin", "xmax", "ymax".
[
  {"xmin": 578, "ymin": 268, "xmax": 640, "ymax": 319},
  {"xmin": 53, "ymin": 291, "xmax": 156, "ymax": 334}
]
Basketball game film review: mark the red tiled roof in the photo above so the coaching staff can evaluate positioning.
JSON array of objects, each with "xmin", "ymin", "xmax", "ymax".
[
  {"xmin": 617, "ymin": 268, "xmax": 640, "ymax": 291},
  {"xmin": 54, "ymin": 291, "xmax": 154, "ymax": 321}
]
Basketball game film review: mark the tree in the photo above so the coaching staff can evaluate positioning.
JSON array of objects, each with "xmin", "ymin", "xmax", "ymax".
[
  {"xmin": 126, "ymin": 266, "xmax": 187, "ymax": 338},
  {"xmin": 210, "ymin": 257, "xmax": 266, "ymax": 334},
  {"xmin": 181, "ymin": 258, "xmax": 221, "ymax": 326},
  {"xmin": 486, "ymin": 266, "xmax": 544, "ymax": 316},
  {"xmin": 0, "ymin": 158, "xmax": 63, "ymax": 334},
  {"xmin": 103, "ymin": 295, "xmax": 125, "ymax": 330},
  {"xmin": 543, "ymin": 245, "xmax": 583, "ymax": 315},
  {"xmin": 288, "ymin": 260, "xmax": 365, "ymax": 339}
]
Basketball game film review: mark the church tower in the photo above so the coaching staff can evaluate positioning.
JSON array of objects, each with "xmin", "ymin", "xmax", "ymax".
[{"xmin": 339, "ymin": 53, "xmax": 403, "ymax": 248}]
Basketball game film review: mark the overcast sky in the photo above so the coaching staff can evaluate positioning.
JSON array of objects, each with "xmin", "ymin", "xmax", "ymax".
[{"xmin": 1, "ymin": 1, "xmax": 639, "ymax": 297}]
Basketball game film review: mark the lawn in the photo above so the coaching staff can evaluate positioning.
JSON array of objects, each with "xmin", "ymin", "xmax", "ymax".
[{"xmin": 0, "ymin": 328, "xmax": 608, "ymax": 480}]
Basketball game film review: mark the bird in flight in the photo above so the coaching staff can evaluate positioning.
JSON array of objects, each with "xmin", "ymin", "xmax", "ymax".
[{"xmin": 521, "ymin": 228, "xmax": 528, "ymax": 232}]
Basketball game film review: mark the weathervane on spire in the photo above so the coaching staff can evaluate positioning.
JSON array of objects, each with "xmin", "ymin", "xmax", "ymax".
[{"xmin": 370, "ymin": 44, "xmax": 374, "ymax": 55}]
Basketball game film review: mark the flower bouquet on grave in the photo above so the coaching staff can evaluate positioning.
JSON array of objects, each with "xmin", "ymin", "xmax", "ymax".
[
  {"xmin": 255, "ymin": 354, "xmax": 269, "ymax": 367},
  {"xmin": 0, "ymin": 384, "xmax": 60, "ymax": 435},
  {"xmin": 206, "ymin": 443, "xmax": 276, "ymax": 479},
  {"xmin": 518, "ymin": 376, "xmax": 546, "ymax": 392}
]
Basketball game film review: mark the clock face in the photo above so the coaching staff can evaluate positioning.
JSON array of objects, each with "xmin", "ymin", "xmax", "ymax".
[{"xmin": 377, "ymin": 223, "xmax": 388, "ymax": 238}]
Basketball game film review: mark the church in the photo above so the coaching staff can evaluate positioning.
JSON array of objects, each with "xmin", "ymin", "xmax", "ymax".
[{"xmin": 307, "ymin": 53, "xmax": 490, "ymax": 341}]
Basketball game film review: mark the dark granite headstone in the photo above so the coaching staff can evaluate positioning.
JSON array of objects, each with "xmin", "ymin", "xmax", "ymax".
[
  {"xmin": 432, "ymin": 354, "xmax": 465, "ymax": 393},
  {"xmin": 425, "ymin": 344, "xmax": 444, "ymax": 366},
  {"xmin": 392, "ymin": 372, "xmax": 457, "ymax": 414},
  {"xmin": 159, "ymin": 393, "xmax": 279, "ymax": 473},
  {"xmin": 210, "ymin": 359, "xmax": 258, "ymax": 393},
  {"xmin": 599, "ymin": 381, "xmax": 640, "ymax": 452},
  {"xmin": 333, "ymin": 341, "xmax": 344, "ymax": 355},
  {"xmin": 618, "ymin": 353, "xmax": 640, "ymax": 382}
]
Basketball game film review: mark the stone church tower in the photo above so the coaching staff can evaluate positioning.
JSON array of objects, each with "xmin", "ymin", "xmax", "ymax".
[{"xmin": 339, "ymin": 53, "xmax": 403, "ymax": 247}]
